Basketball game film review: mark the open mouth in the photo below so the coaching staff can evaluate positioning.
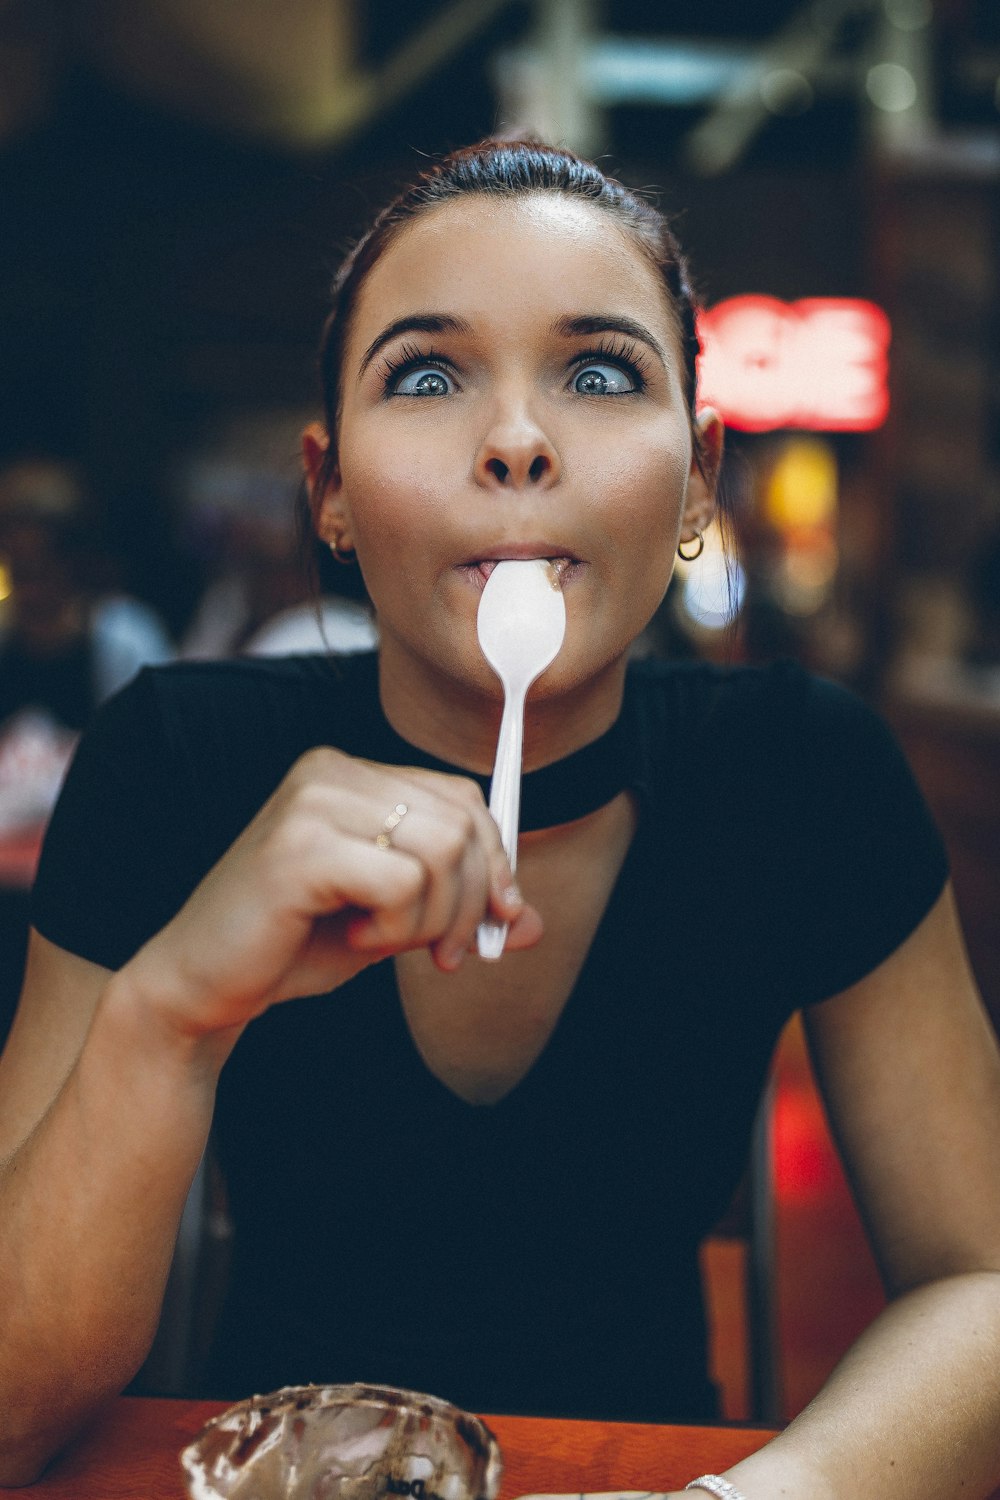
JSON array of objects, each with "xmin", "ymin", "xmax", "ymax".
[{"xmin": 457, "ymin": 555, "xmax": 582, "ymax": 590}]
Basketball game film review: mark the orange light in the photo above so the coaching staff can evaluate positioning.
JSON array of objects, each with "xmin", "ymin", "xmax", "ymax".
[
  {"xmin": 763, "ymin": 436, "xmax": 838, "ymax": 530},
  {"xmin": 696, "ymin": 296, "xmax": 891, "ymax": 432}
]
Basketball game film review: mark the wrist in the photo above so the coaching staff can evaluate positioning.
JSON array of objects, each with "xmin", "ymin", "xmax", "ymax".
[
  {"xmin": 99, "ymin": 958, "xmax": 240, "ymax": 1086},
  {"xmin": 716, "ymin": 1449, "xmax": 838, "ymax": 1500},
  {"xmin": 685, "ymin": 1478, "xmax": 749, "ymax": 1500}
]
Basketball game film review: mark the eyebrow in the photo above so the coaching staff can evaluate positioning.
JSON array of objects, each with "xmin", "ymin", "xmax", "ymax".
[
  {"xmin": 358, "ymin": 314, "xmax": 472, "ymax": 377},
  {"xmin": 551, "ymin": 314, "xmax": 668, "ymax": 364}
]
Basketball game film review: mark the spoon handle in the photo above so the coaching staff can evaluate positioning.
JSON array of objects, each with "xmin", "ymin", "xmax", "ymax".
[{"xmin": 477, "ymin": 684, "xmax": 526, "ymax": 961}]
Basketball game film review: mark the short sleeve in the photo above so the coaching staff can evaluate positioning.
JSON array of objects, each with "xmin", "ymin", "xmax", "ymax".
[
  {"xmin": 30, "ymin": 669, "xmax": 202, "ymax": 970},
  {"xmin": 766, "ymin": 670, "xmax": 949, "ymax": 1006}
]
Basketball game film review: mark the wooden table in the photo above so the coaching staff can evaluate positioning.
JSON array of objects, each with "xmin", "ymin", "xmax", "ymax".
[{"xmin": 0, "ymin": 1397, "xmax": 778, "ymax": 1498}]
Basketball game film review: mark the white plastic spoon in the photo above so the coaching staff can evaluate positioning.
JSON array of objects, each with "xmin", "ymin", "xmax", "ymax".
[{"xmin": 476, "ymin": 559, "xmax": 567, "ymax": 960}]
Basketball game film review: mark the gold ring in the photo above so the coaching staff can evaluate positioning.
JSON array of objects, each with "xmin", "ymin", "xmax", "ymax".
[{"xmin": 375, "ymin": 803, "xmax": 409, "ymax": 850}]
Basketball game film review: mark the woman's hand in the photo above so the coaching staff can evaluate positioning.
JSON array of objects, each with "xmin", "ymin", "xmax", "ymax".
[{"xmin": 126, "ymin": 747, "xmax": 541, "ymax": 1040}]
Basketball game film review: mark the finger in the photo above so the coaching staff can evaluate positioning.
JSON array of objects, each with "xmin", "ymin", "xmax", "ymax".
[
  {"xmin": 293, "ymin": 764, "xmax": 507, "ymax": 960},
  {"xmin": 431, "ymin": 885, "xmax": 540, "ymax": 971},
  {"xmin": 428, "ymin": 836, "xmax": 495, "ymax": 970},
  {"xmin": 347, "ymin": 804, "xmax": 476, "ymax": 953},
  {"xmin": 405, "ymin": 782, "xmax": 525, "ymax": 969},
  {"xmin": 487, "ymin": 857, "xmax": 523, "ymax": 916},
  {"xmin": 361, "ymin": 779, "xmax": 505, "ymax": 961},
  {"xmin": 431, "ymin": 847, "xmax": 524, "ymax": 971},
  {"xmin": 297, "ymin": 827, "xmax": 429, "ymax": 928},
  {"xmin": 430, "ymin": 781, "xmax": 525, "ymax": 935},
  {"xmin": 308, "ymin": 760, "xmax": 499, "ymax": 886},
  {"xmin": 504, "ymin": 901, "xmax": 544, "ymax": 951},
  {"xmin": 412, "ymin": 771, "xmax": 509, "ymax": 869}
]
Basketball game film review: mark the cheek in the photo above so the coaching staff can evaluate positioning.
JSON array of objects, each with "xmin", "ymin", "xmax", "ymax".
[
  {"xmin": 338, "ymin": 446, "xmax": 443, "ymax": 552},
  {"xmin": 644, "ymin": 428, "xmax": 693, "ymax": 497},
  {"xmin": 588, "ymin": 437, "xmax": 692, "ymax": 633},
  {"xmin": 596, "ymin": 433, "xmax": 692, "ymax": 539}
]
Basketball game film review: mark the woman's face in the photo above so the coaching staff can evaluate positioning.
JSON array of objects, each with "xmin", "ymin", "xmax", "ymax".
[{"xmin": 316, "ymin": 193, "xmax": 717, "ymax": 704}]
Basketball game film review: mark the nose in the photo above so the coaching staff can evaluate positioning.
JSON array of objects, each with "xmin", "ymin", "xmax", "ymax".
[{"xmin": 473, "ymin": 399, "xmax": 561, "ymax": 491}]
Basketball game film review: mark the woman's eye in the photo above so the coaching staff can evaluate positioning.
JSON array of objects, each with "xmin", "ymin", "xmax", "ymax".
[
  {"xmin": 392, "ymin": 366, "xmax": 455, "ymax": 397},
  {"xmin": 572, "ymin": 362, "xmax": 637, "ymax": 396}
]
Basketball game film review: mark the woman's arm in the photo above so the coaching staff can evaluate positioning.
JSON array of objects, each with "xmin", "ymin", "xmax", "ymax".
[
  {"xmin": 0, "ymin": 932, "xmax": 219, "ymax": 1485},
  {"xmin": 0, "ymin": 748, "xmax": 538, "ymax": 1485},
  {"xmin": 717, "ymin": 883, "xmax": 1000, "ymax": 1500}
]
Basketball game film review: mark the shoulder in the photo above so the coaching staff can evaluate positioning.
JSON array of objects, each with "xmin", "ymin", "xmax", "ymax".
[
  {"xmin": 625, "ymin": 656, "xmax": 860, "ymax": 769},
  {"xmin": 135, "ymin": 651, "xmax": 360, "ymax": 705},
  {"xmin": 110, "ymin": 650, "xmax": 379, "ymax": 743},
  {"xmin": 624, "ymin": 661, "xmax": 948, "ymax": 1006},
  {"xmin": 68, "ymin": 651, "xmax": 385, "ymax": 820},
  {"xmin": 627, "ymin": 652, "xmax": 854, "ymax": 714},
  {"xmin": 624, "ymin": 657, "xmax": 935, "ymax": 845}
]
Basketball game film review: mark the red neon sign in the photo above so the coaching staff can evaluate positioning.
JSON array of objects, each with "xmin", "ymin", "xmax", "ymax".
[{"xmin": 696, "ymin": 296, "xmax": 891, "ymax": 432}]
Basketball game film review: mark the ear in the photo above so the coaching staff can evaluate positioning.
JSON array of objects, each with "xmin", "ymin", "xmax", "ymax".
[
  {"xmin": 301, "ymin": 421, "xmax": 353, "ymax": 549},
  {"xmin": 680, "ymin": 407, "xmax": 724, "ymax": 541}
]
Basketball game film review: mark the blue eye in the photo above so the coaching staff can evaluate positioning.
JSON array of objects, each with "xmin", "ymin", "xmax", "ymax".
[
  {"xmin": 379, "ymin": 341, "xmax": 458, "ymax": 397},
  {"xmin": 390, "ymin": 365, "xmax": 455, "ymax": 397},
  {"xmin": 572, "ymin": 361, "xmax": 638, "ymax": 396},
  {"xmin": 574, "ymin": 364, "xmax": 631, "ymax": 395}
]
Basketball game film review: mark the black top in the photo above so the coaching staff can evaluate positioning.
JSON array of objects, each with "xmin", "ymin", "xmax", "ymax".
[{"xmin": 31, "ymin": 652, "xmax": 949, "ymax": 1421}]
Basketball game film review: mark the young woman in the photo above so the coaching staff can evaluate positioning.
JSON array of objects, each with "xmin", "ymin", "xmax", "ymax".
[{"xmin": 2, "ymin": 140, "xmax": 1000, "ymax": 1498}]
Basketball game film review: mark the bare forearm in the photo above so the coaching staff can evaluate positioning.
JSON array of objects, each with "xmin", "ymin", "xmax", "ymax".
[
  {"xmin": 724, "ymin": 1272, "xmax": 1000, "ymax": 1499},
  {"xmin": 0, "ymin": 969, "xmax": 224, "ymax": 1482}
]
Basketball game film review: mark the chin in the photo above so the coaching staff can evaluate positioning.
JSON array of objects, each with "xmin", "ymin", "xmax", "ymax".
[{"xmin": 531, "ymin": 642, "xmax": 630, "ymax": 703}]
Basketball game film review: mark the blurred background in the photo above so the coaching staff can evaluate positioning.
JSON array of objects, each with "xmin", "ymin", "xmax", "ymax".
[{"xmin": 1, "ymin": 0, "xmax": 998, "ymax": 1426}]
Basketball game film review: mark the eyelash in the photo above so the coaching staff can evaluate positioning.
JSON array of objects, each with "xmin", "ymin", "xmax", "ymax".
[
  {"xmin": 570, "ymin": 338, "xmax": 649, "ymax": 393},
  {"xmin": 377, "ymin": 337, "xmax": 651, "ymax": 395},
  {"xmin": 377, "ymin": 342, "xmax": 456, "ymax": 393}
]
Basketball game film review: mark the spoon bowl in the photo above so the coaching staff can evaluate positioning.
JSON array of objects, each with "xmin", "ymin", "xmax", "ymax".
[{"xmin": 476, "ymin": 559, "xmax": 566, "ymax": 959}]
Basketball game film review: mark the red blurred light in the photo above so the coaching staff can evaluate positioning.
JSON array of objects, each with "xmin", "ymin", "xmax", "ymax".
[
  {"xmin": 772, "ymin": 1085, "xmax": 843, "ymax": 1202},
  {"xmin": 696, "ymin": 296, "xmax": 891, "ymax": 432}
]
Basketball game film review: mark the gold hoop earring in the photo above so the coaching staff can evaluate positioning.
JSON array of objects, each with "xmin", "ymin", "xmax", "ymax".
[
  {"xmin": 678, "ymin": 530, "xmax": 705, "ymax": 562},
  {"xmin": 328, "ymin": 535, "xmax": 356, "ymax": 565}
]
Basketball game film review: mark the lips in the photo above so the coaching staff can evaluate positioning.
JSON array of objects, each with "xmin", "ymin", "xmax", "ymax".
[
  {"xmin": 456, "ymin": 553, "xmax": 582, "ymax": 591},
  {"xmin": 458, "ymin": 546, "xmax": 581, "ymax": 591}
]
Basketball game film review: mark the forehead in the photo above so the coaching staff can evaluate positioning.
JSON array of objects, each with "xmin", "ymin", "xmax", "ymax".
[{"xmin": 347, "ymin": 193, "xmax": 677, "ymax": 348}]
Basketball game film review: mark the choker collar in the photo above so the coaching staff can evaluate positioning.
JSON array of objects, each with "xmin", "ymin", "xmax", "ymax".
[{"xmin": 375, "ymin": 702, "xmax": 636, "ymax": 831}]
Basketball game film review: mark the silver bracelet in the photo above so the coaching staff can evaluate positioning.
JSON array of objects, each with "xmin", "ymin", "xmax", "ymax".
[{"xmin": 685, "ymin": 1477, "xmax": 749, "ymax": 1500}]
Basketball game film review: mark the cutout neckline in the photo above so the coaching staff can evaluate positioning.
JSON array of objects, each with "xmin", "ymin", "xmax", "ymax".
[
  {"xmin": 391, "ymin": 795, "xmax": 643, "ymax": 1109},
  {"xmin": 370, "ymin": 692, "xmax": 637, "ymax": 831}
]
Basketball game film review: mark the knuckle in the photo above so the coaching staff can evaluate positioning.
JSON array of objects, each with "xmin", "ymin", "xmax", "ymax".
[
  {"xmin": 289, "ymin": 745, "xmax": 343, "ymax": 784},
  {"xmin": 396, "ymin": 856, "xmax": 430, "ymax": 905},
  {"xmin": 416, "ymin": 769, "xmax": 485, "ymax": 813},
  {"xmin": 276, "ymin": 755, "xmax": 348, "ymax": 819},
  {"xmin": 282, "ymin": 782, "xmax": 339, "ymax": 834},
  {"xmin": 454, "ymin": 775, "xmax": 487, "ymax": 810},
  {"xmin": 435, "ymin": 820, "xmax": 472, "ymax": 867},
  {"xmin": 264, "ymin": 810, "xmax": 328, "ymax": 871}
]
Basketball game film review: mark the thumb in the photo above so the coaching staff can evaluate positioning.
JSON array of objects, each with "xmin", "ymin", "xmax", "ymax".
[{"xmin": 501, "ymin": 901, "xmax": 544, "ymax": 951}]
